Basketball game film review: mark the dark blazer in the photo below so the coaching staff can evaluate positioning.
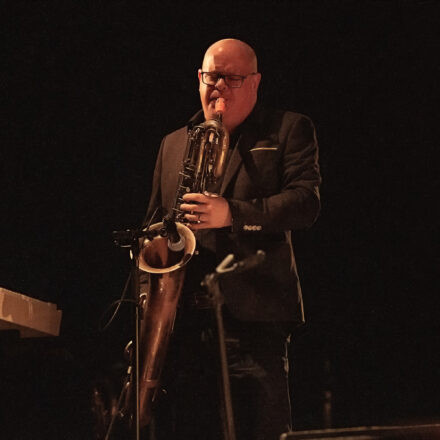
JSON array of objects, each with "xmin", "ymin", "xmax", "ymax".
[{"xmin": 145, "ymin": 104, "xmax": 321, "ymax": 325}]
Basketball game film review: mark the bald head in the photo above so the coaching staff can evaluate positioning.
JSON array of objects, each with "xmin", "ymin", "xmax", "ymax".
[
  {"xmin": 198, "ymin": 39, "xmax": 261, "ymax": 132},
  {"xmin": 202, "ymin": 39, "xmax": 258, "ymax": 73}
]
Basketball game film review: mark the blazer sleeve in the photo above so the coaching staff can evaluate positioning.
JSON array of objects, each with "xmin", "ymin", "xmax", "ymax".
[
  {"xmin": 142, "ymin": 136, "xmax": 166, "ymax": 226},
  {"xmin": 228, "ymin": 114, "xmax": 321, "ymax": 233}
]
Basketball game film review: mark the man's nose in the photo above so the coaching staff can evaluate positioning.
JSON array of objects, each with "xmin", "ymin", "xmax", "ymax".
[{"xmin": 215, "ymin": 77, "xmax": 227, "ymax": 90}]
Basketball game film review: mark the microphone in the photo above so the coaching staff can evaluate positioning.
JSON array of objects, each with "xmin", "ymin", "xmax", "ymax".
[{"xmin": 162, "ymin": 216, "xmax": 186, "ymax": 252}]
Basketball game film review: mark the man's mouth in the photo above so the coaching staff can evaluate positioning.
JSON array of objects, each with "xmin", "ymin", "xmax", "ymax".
[
  {"xmin": 208, "ymin": 94, "xmax": 225, "ymax": 108},
  {"xmin": 209, "ymin": 91, "xmax": 221, "ymax": 103}
]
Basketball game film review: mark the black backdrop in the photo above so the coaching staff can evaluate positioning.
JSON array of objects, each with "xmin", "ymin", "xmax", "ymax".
[{"xmin": 1, "ymin": 1, "xmax": 439, "ymax": 438}]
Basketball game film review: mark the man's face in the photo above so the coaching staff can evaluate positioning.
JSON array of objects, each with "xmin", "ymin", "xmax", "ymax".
[{"xmin": 198, "ymin": 47, "xmax": 261, "ymax": 133}]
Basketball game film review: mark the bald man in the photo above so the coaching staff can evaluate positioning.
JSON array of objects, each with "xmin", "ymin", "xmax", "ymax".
[{"xmin": 142, "ymin": 39, "xmax": 321, "ymax": 440}]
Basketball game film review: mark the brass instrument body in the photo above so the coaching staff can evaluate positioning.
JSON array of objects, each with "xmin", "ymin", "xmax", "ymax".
[
  {"xmin": 172, "ymin": 116, "xmax": 229, "ymax": 222},
  {"xmin": 138, "ymin": 222, "xmax": 196, "ymax": 427},
  {"xmin": 136, "ymin": 105, "xmax": 229, "ymax": 427}
]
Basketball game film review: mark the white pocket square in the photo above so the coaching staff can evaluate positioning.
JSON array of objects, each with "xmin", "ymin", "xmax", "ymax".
[{"xmin": 249, "ymin": 147, "xmax": 278, "ymax": 152}]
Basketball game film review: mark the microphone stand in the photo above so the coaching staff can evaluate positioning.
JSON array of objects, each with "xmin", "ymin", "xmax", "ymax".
[
  {"xmin": 203, "ymin": 264, "xmax": 236, "ymax": 440},
  {"xmin": 112, "ymin": 229, "xmax": 152, "ymax": 440},
  {"xmin": 202, "ymin": 250, "xmax": 265, "ymax": 440},
  {"xmin": 129, "ymin": 236, "xmax": 141, "ymax": 440}
]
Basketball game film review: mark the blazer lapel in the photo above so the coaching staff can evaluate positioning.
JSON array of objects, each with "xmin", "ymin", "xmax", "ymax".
[
  {"xmin": 219, "ymin": 109, "xmax": 261, "ymax": 196},
  {"xmin": 220, "ymin": 137, "xmax": 243, "ymax": 195}
]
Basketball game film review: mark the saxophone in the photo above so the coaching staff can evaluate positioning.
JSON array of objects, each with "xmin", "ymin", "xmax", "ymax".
[{"xmin": 137, "ymin": 98, "xmax": 229, "ymax": 427}]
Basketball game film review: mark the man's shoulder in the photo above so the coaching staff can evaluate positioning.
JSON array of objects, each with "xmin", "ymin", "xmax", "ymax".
[
  {"xmin": 158, "ymin": 126, "xmax": 188, "ymax": 156},
  {"xmin": 163, "ymin": 125, "xmax": 188, "ymax": 142},
  {"xmin": 257, "ymin": 105, "xmax": 313, "ymax": 125},
  {"xmin": 161, "ymin": 109, "xmax": 204, "ymax": 144},
  {"xmin": 253, "ymin": 105, "xmax": 316, "ymax": 138}
]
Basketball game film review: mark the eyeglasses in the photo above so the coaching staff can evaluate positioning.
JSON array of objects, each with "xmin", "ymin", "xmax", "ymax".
[{"xmin": 201, "ymin": 71, "xmax": 258, "ymax": 88}]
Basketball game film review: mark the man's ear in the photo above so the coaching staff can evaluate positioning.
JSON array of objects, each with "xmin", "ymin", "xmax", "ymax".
[
  {"xmin": 198, "ymin": 69, "xmax": 202, "ymax": 81},
  {"xmin": 253, "ymin": 72, "xmax": 262, "ymax": 91}
]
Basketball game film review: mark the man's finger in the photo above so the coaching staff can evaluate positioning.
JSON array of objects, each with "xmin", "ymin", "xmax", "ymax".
[
  {"xmin": 182, "ymin": 192, "xmax": 207, "ymax": 202},
  {"xmin": 203, "ymin": 191, "xmax": 219, "ymax": 198},
  {"xmin": 180, "ymin": 203, "xmax": 206, "ymax": 212},
  {"xmin": 184, "ymin": 213, "xmax": 202, "ymax": 223}
]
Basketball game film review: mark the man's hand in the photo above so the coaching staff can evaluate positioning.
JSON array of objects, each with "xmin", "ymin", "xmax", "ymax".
[{"xmin": 180, "ymin": 192, "xmax": 232, "ymax": 230}]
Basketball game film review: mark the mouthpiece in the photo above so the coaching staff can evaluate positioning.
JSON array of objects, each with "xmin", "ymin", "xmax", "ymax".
[{"xmin": 215, "ymin": 97, "xmax": 226, "ymax": 114}]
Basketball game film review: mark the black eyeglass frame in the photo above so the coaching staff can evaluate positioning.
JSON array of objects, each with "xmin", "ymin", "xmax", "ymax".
[{"xmin": 200, "ymin": 71, "xmax": 258, "ymax": 88}]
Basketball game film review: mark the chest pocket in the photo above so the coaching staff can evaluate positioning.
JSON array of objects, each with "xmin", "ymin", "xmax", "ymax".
[{"xmin": 242, "ymin": 143, "xmax": 281, "ymax": 196}]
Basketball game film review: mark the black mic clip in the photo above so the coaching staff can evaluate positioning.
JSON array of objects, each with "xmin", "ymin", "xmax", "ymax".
[{"xmin": 112, "ymin": 228, "xmax": 157, "ymax": 248}]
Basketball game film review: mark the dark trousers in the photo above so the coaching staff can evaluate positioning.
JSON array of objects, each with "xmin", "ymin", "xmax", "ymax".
[{"xmin": 151, "ymin": 306, "xmax": 293, "ymax": 440}]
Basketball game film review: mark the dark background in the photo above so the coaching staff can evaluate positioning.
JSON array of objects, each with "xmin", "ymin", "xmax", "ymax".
[{"xmin": 1, "ymin": 1, "xmax": 439, "ymax": 438}]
